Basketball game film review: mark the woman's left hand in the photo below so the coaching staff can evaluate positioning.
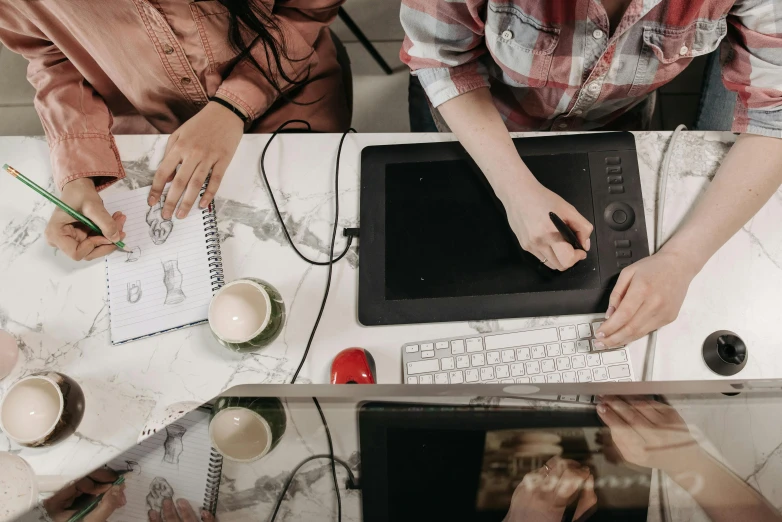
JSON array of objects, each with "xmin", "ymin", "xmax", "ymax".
[
  {"xmin": 595, "ymin": 250, "xmax": 698, "ymax": 348},
  {"xmin": 148, "ymin": 100, "xmax": 244, "ymax": 219}
]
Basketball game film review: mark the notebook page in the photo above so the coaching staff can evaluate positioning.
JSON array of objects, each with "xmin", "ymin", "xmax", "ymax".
[
  {"xmin": 103, "ymin": 187, "xmax": 214, "ymax": 344},
  {"xmin": 107, "ymin": 409, "xmax": 214, "ymax": 521}
]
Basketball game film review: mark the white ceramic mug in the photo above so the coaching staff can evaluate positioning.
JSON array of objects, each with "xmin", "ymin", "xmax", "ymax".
[
  {"xmin": 208, "ymin": 397, "xmax": 287, "ymax": 463},
  {"xmin": 0, "ymin": 372, "xmax": 85, "ymax": 447},
  {"xmin": 0, "ymin": 453, "xmax": 63, "ymax": 520}
]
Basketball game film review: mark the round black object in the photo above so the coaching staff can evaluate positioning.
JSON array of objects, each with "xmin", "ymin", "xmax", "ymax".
[
  {"xmin": 603, "ymin": 202, "xmax": 635, "ymax": 231},
  {"xmin": 703, "ymin": 330, "xmax": 747, "ymax": 376}
]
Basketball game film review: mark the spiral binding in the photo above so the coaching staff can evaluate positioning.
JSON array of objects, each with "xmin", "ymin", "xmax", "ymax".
[
  {"xmin": 203, "ymin": 447, "xmax": 224, "ymax": 514},
  {"xmin": 202, "ymin": 199, "xmax": 225, "ymax": 293}
]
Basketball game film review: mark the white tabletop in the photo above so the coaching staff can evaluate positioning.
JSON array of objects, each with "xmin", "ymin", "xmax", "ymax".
[{"xmin": 1, "ymin": 131, "xmax": 780, "ymax": 482}]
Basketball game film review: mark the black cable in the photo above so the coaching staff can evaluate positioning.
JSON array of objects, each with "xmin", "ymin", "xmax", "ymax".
[
  {"xmin": 259, "ymin": 121, "xmax": 356, "ymax": 384},
  {"xmin": 313, "ymin": 397, "xmax": 341, "ymax": 522},
  {"xmin": 268, "ymin": 452, "xmax": 357, "ymax": 522}
]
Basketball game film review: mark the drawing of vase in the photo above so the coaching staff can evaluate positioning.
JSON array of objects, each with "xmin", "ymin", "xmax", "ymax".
[
  {"xmin": 163, "ymin": 260, "xmax": 186, "ymax": 305},
  {"xmin": 163, "ymin": 424, "xmax": 187, "ymax": 464}
]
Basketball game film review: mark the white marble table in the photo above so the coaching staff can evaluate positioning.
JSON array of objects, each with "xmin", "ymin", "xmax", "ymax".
[{"xmin": 1, "ymin": 131, "xmax": 780, "ymax": 486}]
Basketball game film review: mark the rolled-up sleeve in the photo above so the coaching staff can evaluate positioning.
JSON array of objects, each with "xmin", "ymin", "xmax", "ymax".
[
  {"xmin": 400, "ymin": 0, "xmax": 490, "ymax": 108},
  {"xmin": 215, "ymin": 0, "xmax": 343, "ymax": 121},
  {"xmin": 723, "ymin": 0, "xmax": 782, "ymax": 138},
  {"xmin": 0, "ymin": 10, "xmax": 124, "ymax": 191}
]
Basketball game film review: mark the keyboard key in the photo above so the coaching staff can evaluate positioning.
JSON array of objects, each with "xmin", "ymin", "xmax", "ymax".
[
  {"xmin": 465, "ymin": 369, "xmax": 479, "ymax": 383},
  {"xmin": 591, "ymin": 322, "xmax": 604, "ymax": 336},
  {"xmin": 466, "ymin": 338, "xmax": 484, "ymax": 352},
  {"xmin": 516, "ymin": 347, "xmax": 531, "ymax": 361},
  {"xmin": 407, "ymin": 376, "xmax": 417, "ymax": 384},
  {"xmin": 486, "ymin": 351, "xmax": 501, "ymax": 365},
  {"xmin": 601, "ymin": 350, "xmax": 628, "ymax": 364},
  {"xmin": 571, "ymin": 355, "xmax": 586, "ymax": 369},
  {"xmin": 587, "ymin": 354, "xmax": 601, "ymax": 367},
  {"xmin": 591, "ymin": 339, "xmax": 607, "ymax": 352},
  {"xmin": 560, "ymin": 395, "xmax": 578, "ymax": 402},
  {"xmin": 441, "ymin": 357, "xmax": 455, "ymax": 371},
  {"xmin": 421, "ymin": 343, "xmax": 434, "ymax": 352},
  {"xmin": 608, "ymin": 364, "xmax": 631, "ymax": 379},
  {"xmin": 501, "ymin": 349, "xmax": 516, "ymax": 363},
  {"xmin": 578, "ymin": 395, "xmax": 594, "ymax": 403},
  {"xmin": 471, "ymin": 353, "xmax": 486, "ymax": 367},
  {"xmin": 407, "ymin": 359, "xmax": 439, "ymax": 375},
  {"xmin": 532, "ymin": 345, "xmax": 546, "ymax": 359},
  {"xmin": 421, "ymin": 350, "xmax": 435, "ymax": 359},
  {"xmin": 500, "ymin": 379, "xmax": 514, "ymax": 383},
  {"xmin": 561, "ymin": 342, "xmax": 576, "ymax": 355},
  {"xmin": 541, "ymin": 359, "xmax": 556, "ymax": 373},
  {"xmin": 531, "ymin": 375, "xmax": 546, "ymax": 383},
  {"xmin": 577, "ymin": 324, "xmax": 592, "ymax": 339},
  {"xmin": 577, "ymin": 340, "xmax": 591, "ymax": 353},
  {"xmin": 484, "ymin": 327, "xmax": 559, "ymax": 350},
  {"xmin": 405, "ymin": 345, "xmax": 419, "ymax": 353},
  {"xmin": 526, "ymin": 361, "xmax": 541, "ymax": 375},
  {"xmin": 546, "ymin": 343, "xmax": 561, "ymax": 357},
  {"xmin": 556, "ymin": 357, "xmax": 571, "ymax": 371},
  {"xmin": 451, "ymin": 340, "xmax": 465, "ymax": 354},
  {"xmin": 435, "ymin": 341, "xmax": 449, "ymax": 350},
  {"xmin": 562, "ymin": 371, "xmax": 577, "ymax": 383},
  {"xmin": 419, "ymin": 375, "xmax": 433, "ymax": 384},
  {"xmin": 496, "ymin": 365, "xmax": 510, "ymax": 379},
  {"xmin": 511, "ymin": 363, "xmax": 526, "ymax": 377},
  {"xmin": 480, "ymin": 367, "xmax": 496, "ymax": 381},
  {"xmin": 619, "ymin": 378, "xmax": 632, "ymax": 382},
  {"xmin": 456, "ymin": 355, "xmax": 470, "ymax": 369},
  {"xmin": 449, "ymin": 371, "xmax": 464, "ymax": 384},
  {"xmin": 592, "ymin": 367, "xmax": 608, "ymax": 381},
  {"xmin": 547, "ymin": 374, "xmax": 562, "ymax": 383},
  {"xmin": 578, "ymin": 370, "xmax": 592, "ymax": 382},
  {"xmin": 516, "ymin": 377, "xmax": 531, "ymax": 383},
  {"xmin": 435, "ymin": 372, "xmax": 449, "ymax": 384},
  {"xmin": 559, "ymin": 325, "xmax": 578, "ymax": 341}
]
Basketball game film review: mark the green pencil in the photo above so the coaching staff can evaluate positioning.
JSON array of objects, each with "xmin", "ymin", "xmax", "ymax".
[
  {"xmin": 65, "ymin": 475, "xmax": 126, "ymax": 522},
  {"xmin": 3, "ymin": 163, "xmax": 129, "ymax": 252}
]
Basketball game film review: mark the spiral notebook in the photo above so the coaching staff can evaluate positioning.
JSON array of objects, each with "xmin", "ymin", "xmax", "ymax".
[
  {"xmin": 106, "ymin": 408, "xmax": 222, "ymax": 520},
  {"xmin": 102, "ymin": 185, "xmax": 224, "ymax": 345}
]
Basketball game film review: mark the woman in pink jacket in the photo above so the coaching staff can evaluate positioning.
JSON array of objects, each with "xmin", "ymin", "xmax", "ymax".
[{"xmin": 0, "ymin": 0, "xmax": 349, "ymax": 260}]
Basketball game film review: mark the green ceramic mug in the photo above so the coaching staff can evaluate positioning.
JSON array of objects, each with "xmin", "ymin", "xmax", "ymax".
[
  {"xmin": 209, "ymin": 397, "xmax": 287, "ymax": 462},
  {"xmin": 208, "ymin": 278, "xmax": 285, "ymax": 352}
]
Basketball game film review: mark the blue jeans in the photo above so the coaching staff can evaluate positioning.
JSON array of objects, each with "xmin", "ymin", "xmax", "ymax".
[{"xmin": 695, "ymin": 49, "xmax": 737, "ymax": 131}]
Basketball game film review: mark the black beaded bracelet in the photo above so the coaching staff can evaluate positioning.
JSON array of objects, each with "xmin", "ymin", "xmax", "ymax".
[{"xmin": 209, "ymin": 97, "xmax": 250, "ymax": 124}]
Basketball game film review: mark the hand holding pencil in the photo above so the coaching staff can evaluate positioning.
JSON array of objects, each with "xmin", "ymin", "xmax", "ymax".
[{"xmin": 3, "ymin": 165, "xmax": 129, "ymax": 260}]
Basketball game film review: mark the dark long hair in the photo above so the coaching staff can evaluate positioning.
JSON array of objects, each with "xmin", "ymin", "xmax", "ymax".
[{"xmin": 218, "ymin": 0, "xmax": 313, "ymax": 101}]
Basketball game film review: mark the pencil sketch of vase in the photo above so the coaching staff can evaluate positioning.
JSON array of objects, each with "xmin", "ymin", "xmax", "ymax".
[
  {"xmin": 146, "ymin": 195, "xmax": 174, "ymax": 245},
  {"xmin": 163, "ymin": 423, "xmax": 187, "ymax": 465},
  {"xmin": 163, "ymin": 260, "xmax": 186, "ymax": 305},
  {"xmin": 127, "ymin": 281, "xmax": 142, "ymax": 303}
]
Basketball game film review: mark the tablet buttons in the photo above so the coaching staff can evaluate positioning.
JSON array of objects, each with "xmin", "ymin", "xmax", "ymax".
[
  {"xmin": 616, "ymin": 250, "xmax": 632, "ymax": 258},
  {"xmin": 614, "ymin": 239, "xmax": 631, "ymax": 248},
  {"xmin": 608, "ymin": 185, "xmax": 625, "ymax": 194},
  {"xmin": 606, "ymin": 166, "xmax": 622, "ymax": 174},
  {"xmin": 605, "ymin": 156, "xmax": 621, "ymax": 165},
  {"xmin": 604, "ymin": 202, "xmax": 635, "ymax": 231},
  {"xmin": 607, "ymin": 175, "xmax": 623, "ymax": 184}
]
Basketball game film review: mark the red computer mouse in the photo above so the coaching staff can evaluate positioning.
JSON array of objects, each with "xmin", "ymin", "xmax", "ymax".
[{"xmin": 330, "ymin": 348, "xmax": 376, "ymax": 384}]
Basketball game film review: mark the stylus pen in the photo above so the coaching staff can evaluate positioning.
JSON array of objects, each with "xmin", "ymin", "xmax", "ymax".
[
  {"xmin": 549, "ymin": 212, "xmax": 584, "ymax": 251},
  {"xmin": 3, "ymin": 163, "xmax": 130, "ymax": 253}
]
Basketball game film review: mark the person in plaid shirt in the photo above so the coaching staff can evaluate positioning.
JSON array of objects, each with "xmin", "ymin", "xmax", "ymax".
[{"xmin": 401, "ymin": 0, "xmax": 782, "ymax": 349}]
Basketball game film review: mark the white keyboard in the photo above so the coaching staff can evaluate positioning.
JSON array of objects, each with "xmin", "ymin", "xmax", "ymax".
[{"xmin": 402, "ymin": 320, "xmax": 635, "ymax": 385}]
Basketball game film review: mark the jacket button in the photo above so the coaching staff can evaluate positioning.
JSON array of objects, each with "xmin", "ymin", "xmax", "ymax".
[
  {"xmin": 501, "ymin": 30, "xmax": 513, "ymax": 41},
  {"xmin": 181, "ymin": 77, "xmax": 192, "ymax": 85},
  {"xmin": 163, "ymin": 44, "xmax": 174, "ymax": 55}
]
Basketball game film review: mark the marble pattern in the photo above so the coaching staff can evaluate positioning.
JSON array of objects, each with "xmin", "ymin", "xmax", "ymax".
[{"xmin": 0, "ymin": 131, "xmax": 781, "ymax": 500}]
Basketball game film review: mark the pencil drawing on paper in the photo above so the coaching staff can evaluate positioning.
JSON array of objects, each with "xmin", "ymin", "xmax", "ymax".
[
  {"xmin": 146, "ymin": 194, "xmax": 174, "ymax": 245},
  {"xmin": 163, "ymin": 260, "xmax": 186, "ymax": 305},
  {"xmin": 163, "ymin": 423, "xmax": 187, "ymax": 465},
  {"xmin": 126, "ymin": 246, "xmax": 141, "ymax": 262},
  {"xmin": 125, "ymin": 460, "xmax": 141, "ymax": 475},
  {"xmin": 127, "ymin": 281, "xmax": 142, "ymax": 304},
  {"xmin": 146, "ymin": 477, "xmax": 175, "ymax": 511}
]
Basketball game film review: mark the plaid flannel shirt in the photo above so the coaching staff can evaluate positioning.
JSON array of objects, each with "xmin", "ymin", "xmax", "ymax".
[{"xmin": 400, "ymin": 0, "xmax": 782, "ymax": 137}]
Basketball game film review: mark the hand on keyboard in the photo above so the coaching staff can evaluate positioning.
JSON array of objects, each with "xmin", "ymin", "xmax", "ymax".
[
  {"xmin": 595, "ymin": 252, "xmax": 696, "ymax": 348},
  {"xmin": 505, "ymin": 456, "xmax": 597, "ymax": 522}
]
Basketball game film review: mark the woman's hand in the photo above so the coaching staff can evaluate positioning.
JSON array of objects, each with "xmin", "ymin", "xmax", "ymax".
[
  {"xmin": 43, "ymin": 468, "xmax": 126, "ymax": 522},
  {"xmin": 504, "ymin": 456, "xmax": 597, "ymax": 522},
  {"xmin": 503, "ymin": 180, "xmax": 593, "ymax": 271},
  {"xmin": 45, "ymin": 178, "xmax": 127, "ymax": 260},
  {"xmin": 595, "ymin": 250, "xmax": 698, "ymax": 348},
  {"xmin": 148, "ymin": 498, "xmax": 214, "ymax": 522},
  {"xmin": 596, "ymin": 396, "xmax": 700, "ymax": 473},
  {"xmin": 148, "ymin": 100, "xmax": 244, "ymax": 220}
]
